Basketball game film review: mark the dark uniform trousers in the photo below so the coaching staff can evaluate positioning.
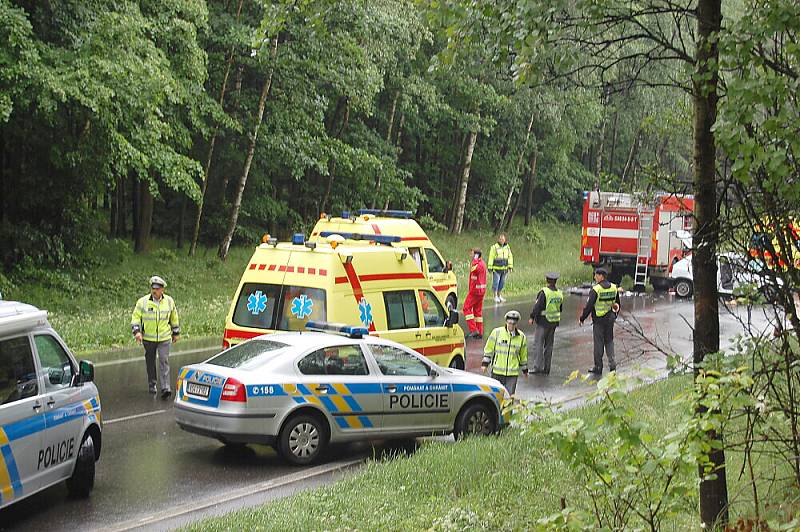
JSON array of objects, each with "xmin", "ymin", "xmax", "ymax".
[
  {"xmin": 592, "ymin": 313, "xmax": 616, "ymax": 371},
  {"xmin": 532, "ymin": 322, "xmax": 558, "ymax": 374}
]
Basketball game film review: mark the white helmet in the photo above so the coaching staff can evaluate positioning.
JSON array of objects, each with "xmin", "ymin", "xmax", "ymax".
[
  {"xmin": 150, "ymin": 275, "xmax": 167, "ymax": 288},
  {"xmin": 504, "ymin": 310, "xmax": 521, "ymax": 321}
]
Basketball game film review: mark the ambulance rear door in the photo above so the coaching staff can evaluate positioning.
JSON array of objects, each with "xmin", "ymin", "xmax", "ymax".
[{"xmin": 228, "ymin": 247, "xmax": 293, "ymax": 337}]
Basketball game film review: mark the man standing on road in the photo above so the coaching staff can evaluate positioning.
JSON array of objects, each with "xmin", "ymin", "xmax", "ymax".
[
  {"xmin": 482, "ymin": 310, "xmax": 528, "ymax": 394},
  {"xmin": 579, "ymin": 267, "xmax": 620, "ymax": 375},
  {"xmin": 463, "ymin": 247, "xmax": 487, "ymax": 339},
  {"xmin": 528, "ymin": 272, "xmax": 563, "ymax": 375},
  {"xmin": 131, "ymin": 275, "xmax": 180, "ymax": 398},
  {"xmin": 487, "ymin": 234, "xmax": 513, "ymax": 303}
]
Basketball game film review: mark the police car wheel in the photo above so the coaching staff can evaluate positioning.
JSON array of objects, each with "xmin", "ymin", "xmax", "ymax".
[
  {"xmin": 454, "ymin": 403, "xmax": 496, "ymax": 439},
  {"xmin": 279, "ymin": 414, "xmax": 326, "ymax": 465},
  {"xmin": 66, "ymin": 434, "xmax": 95, "ymax": 497},
  {"xmin": 675, "ymin": 279, "xmax": 693, "ymax": 298}
]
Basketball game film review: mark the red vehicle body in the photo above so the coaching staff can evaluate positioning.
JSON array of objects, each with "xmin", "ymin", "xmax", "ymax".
[{"xmin": 579, "ymin": 191, "xmax": 694, "ymax": 286}]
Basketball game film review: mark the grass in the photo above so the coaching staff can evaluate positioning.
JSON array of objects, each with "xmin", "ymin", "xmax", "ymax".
[
  {"xmin": 182, "ymin": 375, "xmax": 798, "ymax": 530},
  {"xmin": 6, "ymin": 220, "xmax": 586, "ymax": 356}
]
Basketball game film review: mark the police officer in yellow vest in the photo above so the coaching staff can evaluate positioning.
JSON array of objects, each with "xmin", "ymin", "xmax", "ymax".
[
  {"xmin": 481, "ymin": 310, "xmax": 528, "ymax": 394},
  {"xmin": 528, "ymin": 272, "xmax": 563, "ymax": 375},
  {"xmin": 131, "ymin": 275, "xmax": 180, "ymax": 398},
  {"xmin": 579, "ymin": 267, "xmax": 620, "ymax": 375}
]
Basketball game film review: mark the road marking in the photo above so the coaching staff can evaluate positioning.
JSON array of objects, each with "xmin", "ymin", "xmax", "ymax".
[
  {"xmin": 104, "ymin": 458, "xmax": 364, "ymax": 532},
  {"xmin": 94, "ymin": 346, "xmax": 217, "ymax": 368},
  {"xmin": 105, "ymin": 410, "xmax": 167, "ymax": 425}
]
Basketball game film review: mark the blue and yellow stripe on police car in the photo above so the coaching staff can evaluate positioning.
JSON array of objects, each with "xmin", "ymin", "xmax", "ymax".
[
  {"xmin": 280, "ymin": 383, "xmax": 373, "ymax": 429},
  {"xmin": 0, "ymin": 427, "xmax": 22, "ymax": 504}
]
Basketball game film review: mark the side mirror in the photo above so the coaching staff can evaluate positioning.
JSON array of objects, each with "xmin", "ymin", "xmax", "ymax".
[
  {"xmin": 78, "ymin": 360, "xmax": 95, "ymax": 384},
  {"xmin": 445, "ymin": 309, "xmax": 460, "ymax": 327},
  {"xmin": 429, "ymin": 367, "xmax": 439, "ymax": 378},
  {"xmin": 443, "ymin": 260, "xmax": 453, "ymax": 274}
]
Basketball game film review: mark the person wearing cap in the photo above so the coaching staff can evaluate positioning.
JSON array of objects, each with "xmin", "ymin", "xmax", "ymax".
[
  {"xmin": 579, "ymin": 267, "xmax": 620, "ymax": 375},
  {"xmin": 487, "ymin": 234, "xmax": 514, "ymax": 303},
  {"xmin": 131, "ymin": 275, "xmax": 180, "ymax": 398},
  {"xmin": 528, "ymin": 272, "xmax": 564, "ymax": 374},
  {"xmin": 463, "ymin": 247, "xmax": 488, "ymax": 339},
  {"xmin": 481, "ymin": 310, "xmax": 528, "ymax": 394}
]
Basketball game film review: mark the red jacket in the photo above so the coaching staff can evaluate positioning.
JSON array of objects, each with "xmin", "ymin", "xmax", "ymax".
[{"xmin": 469, "ymin": 257, "xmax": 487, "ymax": 296}]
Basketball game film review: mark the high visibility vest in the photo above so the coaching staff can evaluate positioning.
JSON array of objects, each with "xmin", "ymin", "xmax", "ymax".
[
  {"xmin": 131, "ymin": 294, "xmax": 180, "ymax": 342},
  {"xmin": 592, "ymin": 283, "xmax": 618, "ymax": 317},
  {"xmin": 482, "ymin": 326, "xmax": 528, "ymax": 376},
  {"xmin": 542, "ymin": 287, "xmax": 563, "ymax": 323},
  {"xmin": 488, "ymin": 243, "xmax": 513, "ymax": 271}
]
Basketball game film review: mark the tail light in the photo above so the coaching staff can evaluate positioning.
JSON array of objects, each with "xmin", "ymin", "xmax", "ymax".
[
  {"xmin": 221, "ymin": 377, "xmax": 247, "ymax": 402},
  {"xmin": 222, "ymin": 338, "xmax": 230, "ymax": 349}
]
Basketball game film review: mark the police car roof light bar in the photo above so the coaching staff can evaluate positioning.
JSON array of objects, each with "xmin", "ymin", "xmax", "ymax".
[
  {"xmin": 318, "ymin": 231, "xmax": 401, "ymax": 245},
  {"xmin": 305, "ymin": 321, "xmax": 369, "ymax": 338},
  {"xmin": 292, "ymin": 233, "xmax": 306, "ymax": 245},
  {"xmin": 357, "ymin": 209, "xmax": 412, "ymax": 219}
]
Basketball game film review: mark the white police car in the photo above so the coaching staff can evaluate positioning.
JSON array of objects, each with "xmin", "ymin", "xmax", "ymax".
[
  {"xmin": 0, "ymin": 301, "xmax": 102, "ymax": 509},
  {"xmin": 174, "ymin": 322, "xmax": 510, "ymax": 464}
]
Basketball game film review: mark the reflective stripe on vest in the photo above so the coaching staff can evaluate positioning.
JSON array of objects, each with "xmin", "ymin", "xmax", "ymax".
[
  {"xmin": 542, "ymin": 287, "xmax": 564, "ymax": 323},
  {"xmin": 592, "ymin": 283, "xmax": 618, "ymax": 317}
]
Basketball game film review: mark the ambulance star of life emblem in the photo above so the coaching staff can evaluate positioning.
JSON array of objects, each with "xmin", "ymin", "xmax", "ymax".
[
  {"xmin": 291, "ymin": 294, "xmax": 314, "ymax": 319},
  {"xmin": 247, "ymin": 290, "xmax": 268, "ymax": 315},
  {"xmin": 358, "ymin": 297, "xmax": 373, "ymax": 328}
]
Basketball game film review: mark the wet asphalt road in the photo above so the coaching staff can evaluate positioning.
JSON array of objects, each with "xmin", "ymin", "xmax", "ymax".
[{"xmin": 0, "ymin": 290, "xmax": 775, "ymax": 531}]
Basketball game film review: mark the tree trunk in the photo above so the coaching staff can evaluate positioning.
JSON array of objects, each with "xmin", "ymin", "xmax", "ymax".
[
  {"xmin": 622, "ymin": 127, "xmax": 642, "ymax": 185},
  {"xmin": 190, "ymin": 0, "xmax": 245, "ymax": 256},
  {"xmin": 496, "ymin": 111, "xmax": 535, "ymax": 232},
  {"xmin": 373, "ymin": 90, "xmax": 400, "ymax": 208},
  {"xmin": 110, "ymin": 183, "xmax": 118, "ymax": 238},
  {"xmin": 177, "ymin": 195, "xmax": 186, "ymax": 249},
  {"xmin": 134, "ymin": 180, "xmax": 153, "ymax": 253},
  {"xmin": 609, "ymin": 110, "xmax": 619, "ymax": 175},
  {"xmin": 321, "ymin": 98, "xmax": 350, "ymax": 213},
  {"xmin": 218, "ymin": 36, "xmax": 279, "ymax": 261},
  {"xmin": 524, "ymin": 150, "xmax": 538, "ymax": 226},
  {"xmin": 693, "ymin": 0, "xmax": 727, "ymax": 528},
  {"xmin": 131, "ymin": 175, "xmax": 139, "ymax": 244},
  {"xmin": 450, "ymin": 129, "xmax": 478, "ymax": 235}
]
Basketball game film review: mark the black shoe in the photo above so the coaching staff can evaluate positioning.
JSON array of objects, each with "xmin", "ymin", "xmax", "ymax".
[
  {"xmin": 609, "ymin": 366, "xmax": 617, "ymax": 372},
  {"xmin": 466, "ymin": 331, "xmax": 479, "ymax": 338},
  {"xmin": 149, "ymin": 388, "xmax": 157, "ymax": 395},
  {"xmin": 588, "ymin": 367, "xmax": 602, "ymax": 375},
  {"xmin": 161, "ymin": 390, "xmax": 172, "ymax": 399}
]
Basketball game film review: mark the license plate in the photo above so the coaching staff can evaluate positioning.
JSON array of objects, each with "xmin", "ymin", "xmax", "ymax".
[{"xmin": 186, "ymin": 382, "xmax": 210, "ymax": 398}]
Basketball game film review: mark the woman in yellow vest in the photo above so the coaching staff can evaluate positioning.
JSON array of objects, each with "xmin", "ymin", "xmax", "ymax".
[
  {"xmin": 481, "ymin": 310, "xmax": 528, "ymax": 394},
  {"xmin": 528, "ymin": 272, "xmax": 563, "ymax": 375},
  {"xmin": 579, "ymin": 267, "xmax": 620, "ymax": 375},
  {"xmin": 487, "ymin": 234, "xmax": 514, "ymax": 303}
]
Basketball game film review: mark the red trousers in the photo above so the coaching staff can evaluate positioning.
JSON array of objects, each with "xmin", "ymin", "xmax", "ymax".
[{"xmin": 463, "ymin": 291, "xmax": 484, "ymax": 334}]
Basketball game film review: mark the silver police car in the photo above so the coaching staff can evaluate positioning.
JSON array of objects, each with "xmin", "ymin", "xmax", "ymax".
[
  {"xmin": 0, "ymin": 301, "xmax": 102, "ymax": 509},
  {"xmin": 174, "ymin": 323, "xmax": 510, "ymax": 464}
]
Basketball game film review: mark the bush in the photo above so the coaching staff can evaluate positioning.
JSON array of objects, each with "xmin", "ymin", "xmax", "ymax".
[
  {"xmin": 418, "ymin": 214, "xmax": 448, "ymax": 232},
  {"xmin": 521, "ymin": 225, "xmax": 544, "ymax": 246}
]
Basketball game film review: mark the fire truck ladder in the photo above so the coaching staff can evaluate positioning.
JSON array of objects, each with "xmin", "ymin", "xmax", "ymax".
[{"xmin": 634, "ymin": 210, "xmax": 655, "ymax": 290}]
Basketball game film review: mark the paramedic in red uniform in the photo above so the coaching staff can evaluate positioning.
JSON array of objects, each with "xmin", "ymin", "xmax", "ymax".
[{"xmin": 463, "ymin": 248, "xmax": 487, "ymax": 339}]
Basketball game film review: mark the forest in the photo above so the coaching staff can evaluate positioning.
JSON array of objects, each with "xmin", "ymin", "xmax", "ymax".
[{"xmin": 0, "ymin": 0, "xmax": 693, "ymax": 268}]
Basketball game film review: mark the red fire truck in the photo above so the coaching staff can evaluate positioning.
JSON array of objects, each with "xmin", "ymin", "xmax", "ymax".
[{"xmin": 579, "ymin": 191, "xmax": 694, "ymax": 288}]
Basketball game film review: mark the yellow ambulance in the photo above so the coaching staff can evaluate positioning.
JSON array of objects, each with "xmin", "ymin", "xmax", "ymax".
[
  {"xmin": 308, "ymin": 210, "xmax": 459, "ymax": 310},
  {"xmin": 223, "ymin": 233, "xmax": 467, "ymax": 369}
]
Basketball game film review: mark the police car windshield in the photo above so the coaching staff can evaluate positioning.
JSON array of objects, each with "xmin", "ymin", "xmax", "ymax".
[{"xmin": 207, "ymin": 339, "xmax": 288, "ymax": 368}]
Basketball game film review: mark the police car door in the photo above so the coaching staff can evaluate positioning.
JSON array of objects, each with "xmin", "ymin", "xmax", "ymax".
[
  {"xmin": 369, "ymin": 344, "xmax": 452, "ymax": 434},
  {"xmin": 296, "ymin": 345, "xmax": 382, "ymax": 433},
  {"xmin": 0, "ymin": 335, "xmax": 44, "ymax": 506},
  {"xmin": 32, "ymin": 334, "xmax": 82, "ymax": 487}
]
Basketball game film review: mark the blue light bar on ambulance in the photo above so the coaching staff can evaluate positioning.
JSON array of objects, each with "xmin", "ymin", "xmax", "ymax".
[
  {"xmin": 319, "ymin": 231, "xmax": 401, "ymax": 245},
  {"xmin": 305, "ymin": 321, "xmax": 369, "ymax": 338},
  {"xmin": 357, "ymin": 209, "xmax": 412, "ymax": 219},
  {"xmin": 292, "ymin": 233, "xmax": 305, "ymax": 245}
]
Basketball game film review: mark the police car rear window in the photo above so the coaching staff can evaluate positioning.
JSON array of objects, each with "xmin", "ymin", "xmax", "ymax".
[{"xmin": 207, "ymin": 339, "xmax": 288, "ymax": 368}]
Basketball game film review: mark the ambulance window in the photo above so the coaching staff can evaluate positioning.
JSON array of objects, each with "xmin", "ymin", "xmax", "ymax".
[
  {"xmin": 425, "ymin": 249, "xmax": 445, "ymax": 273},
  {"xmin": 384, "ymin": 290, "xmax": 420, "ymax": 330},
  {"xmin": 369, "ymin": 345, "xmax": 430, "ymax": 376},
  {"xmin": 233, "ymin": 283, "xmax": 282, "ymax": 330},
  {"xmin": 0, "ymin": 336, "xmax": 38, "ymax": 405},
  {"xmin": 408, "ymin": 248, "xmax": 423, "ymax": 271},
  {"xmin": 418, "ymin": 290, "xmax": 447, "ymax": 327},
  {"xmin": 34, "ymin": 334, "xmax": 74, "ymax": 391},
  {"xmin": 277, "ymin": 286, "xmax": 327, "ymax": 331}
]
